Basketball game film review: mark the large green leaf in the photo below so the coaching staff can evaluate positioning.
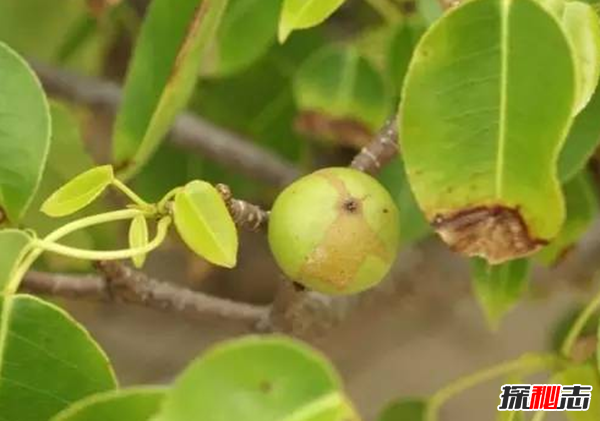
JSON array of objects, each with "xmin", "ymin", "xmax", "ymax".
[
  {"xmin": 538, "ymin": 170, "xmax": 598, "ymax": 265},
  {"xmin": 552, "ymin": 364, "xmax": 600, "ymax": 420},
  {"xmin": 173, "ymin": 180, "xmax": 238, "ymax": 268},
  {"xmin": 0, "ymin": 295, "xmax": 117, "ymax": 421},
  {"xmin": 154, "ymin": 335, "xmax": 354, "ymax": 421},
  {"xmin": 400, "ymin": 0, "xmax": 577, "ymax": 264},
  {"xmin": 201, "ymin": 0, "xmax": 282, "ymax": 77},
  {"xmin": 52, "ymin": 388, "xmax": 165, "ymax": 421},
  {"xmin": 562, "ymin": 1, "xmax": 600, "ymax": 114},
  {"xmin": 378, "ymin": 398, "xmax": 426, "ymax": 421},
  {"xmin": 293, "ymin": 45, "xmax": 391, "ymax": 147},
  {"xmin": 0, "ymin": 42, "xmax": 50, "ymax": 224},
  {"xmin": 0, "ymin": 230, "xmax": 32, "ymax": 292},
  {"xmin": 559, "ymin": 85, "xmax": 600, "ymax": 182},
  {"xmin": 278, "ymin": 0, "xmax": 346, "ymax": 42},
  {"xmin": 112, "ymin": 0, "xmax": 228, "ymax": 179},
  {"xmin": 41, "ymin": 166, "xmax": 114, "ymax": 217},
  {"xmin": 470, "ymin": 258, "xmax": 530, "ymax": 327}
]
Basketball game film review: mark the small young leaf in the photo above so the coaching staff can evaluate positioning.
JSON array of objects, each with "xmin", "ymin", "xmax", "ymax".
[
  {"xmin": 201, "ymin": 0, "xmax": 283, "ymax": 77},
  {"xmin": 0, "ymin": 42, "xmax": 50, "ymax": 224},
  {"xmin": 470, "ymin": 258, "xmax": 530, "ymax": 328},
  {"xmin": 552, "ymin": 364, "xmax": 600, "ymax": 421},
  {"xmin": 562, "ymin": 1, "xmax": 600, "ymax": 114},
  {"xmin": 0, "ymin": 229, "xmax": 32, "ymax": 292},
  {"xmin": 154, "ymin": 336, "xmax": 345, "ymax": 421},
  {"xmin": 129, "ymin": 215, "xmax": 149, "ymax": 268},
  {"xmin": 400, "ymin": 0, "xmax": 577, "ymax": 263},
  {"xmin": 378, "ymin": 398, "xmax": 426, "ymax": 421},
  {"xmin": 559, "ymin": 84, "xmax": 600, "ymax": 182},
  {"xmin": 173, "ymin": 180, "xmax": 238, "ymax": 267},
  {"xmin": 293, "ymin": 45, "xmax": 391, "ymax": 148},
  {"xmin": 0, "ymin": 295, "xmax": 117, "ymax": 421},
  {"xmin": 278, "ymin": 0, "xmax": 346, "ymax": 43},
  {"xmin": 112, "ymin": 0, "xmax": 228, "ymax": 180},
  {"xmin": 41, "ymin": 165, "xmax": 114, "ymax": 217},
  {"xmin": 537, "ymin": 171, "xmax": 598, "ymax": 265},
  {"xmin": 52, "ymin": 388, "xmax": 165, "ymax": 421}
]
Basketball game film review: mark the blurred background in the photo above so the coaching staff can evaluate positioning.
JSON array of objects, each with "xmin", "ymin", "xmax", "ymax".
[{"xmin": 1, "ymin": 0, "xmax": 599, "ymax": 419}]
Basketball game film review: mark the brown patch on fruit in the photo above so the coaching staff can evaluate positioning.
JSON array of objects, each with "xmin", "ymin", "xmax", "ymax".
[
  {"xmin": 432, "ymin": 206, "xmax": 548, "ymax": 264},
  {"xmin": 0, "ymin": 207, "xmax": 5, "ymax": 225},
  {"xmin": 298, "ymin": 172, "xmax": 391, "ymax": 291},
  {"xmin": 294, "ymin": 110, "xmax": 374, "ymax": 149}
]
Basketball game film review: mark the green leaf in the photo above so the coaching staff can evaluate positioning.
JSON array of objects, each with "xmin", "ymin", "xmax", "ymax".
[
  {"xmin": 0, "ymin": 42, "xmax": 50, "ymax": 224},
  {"xmin": 0, "ymin": 0, "xmax": 110, "ymax": 74},
  {"xmin": 278, "ymin": 0, "xmax": 346, "ymax": 42},
  {"xmin": 559, "ymin": 85, "xmax": 600, "ymax": 182},
  {"xmin": 552, "ymin": 364, "xmax": 600, "ymax": 420},
  {"xmin": 537, "ymin": 171, "xmax": 598, "ymax": 265},
  {"xmin": 378, "ymin": 157, "xmax": 431, "ymax": 246},
  {"xmin": 0, "ymin": 294, "xmax": 117, "ymax": 421},
  {"xmin": 293, "ymin": 45, "xmax": 391, "ymax": 146},
  {"xmin": 52, "ymin": 388, "xmax": 165, "ymax": 421},
  {"xmin": 112, "ymin": 0, "xmax": 228, "ymax": 179},
  {"xmin": 0, "ymin": 230, "xmax": 32, "ymax": 292},
  {"xmin": 387, "ymin": 19, "xmax": 425, "ymax": 92},
  {"xmin": 378, "ymin": 398, "xmax": 426, "ymax": 421},
  {"xmin": 201, "ymin": 0, "xmax": 283, "ymax": 77},
  {"xmin": 154, "ymin": 335, "xmax": 350, "ymax": 421},
  {"xmin": 41, "ymin": 165, "xmax": 114, "ymax": 217},
  {"xmin": 470, "ymin": 258, "xmax": 530, "ymax": 328},
  {"xmin": 400, "ymin": 0, "xmax": 577, "ymax": 264},
  {"xmin": 417, "ymin": 0, "xmax": 443, "ymax": 25},
  {"xmin": 173, "ymin": 180, "xmax": 238, "ymax": 267},
  {"xmin": 129, "ymin": 215, "xmax": 149, "ymax": 269},
  {"xmin": 562, "ymin": 1, "xmax": 600, "ymax": 114}
]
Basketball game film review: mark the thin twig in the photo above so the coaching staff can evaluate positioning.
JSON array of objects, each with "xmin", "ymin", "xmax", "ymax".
[
  {"xmin": 350, "ymin": 117, "xmax": 399, "ymax": 175},
  {"xmin": 21, "ymin": 264, "xmax": 270, "ymax": 327},
  {"xmin": 216, "ymin": 184, "xmax": 270, "ymax": 231},
  {"xmin": 32, "ymin": 61, "xmax": 300, "ymax": 188}
]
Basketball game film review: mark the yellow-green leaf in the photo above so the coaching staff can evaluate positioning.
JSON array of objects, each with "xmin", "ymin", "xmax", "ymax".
[
  {"xmin": 562, "ymin": 1, "xmax": 600, "ymax": 114},
  {"xmin": 400, "ymin": 0, "xmax": 577, "ymax": 263},
  {"xmin": 41, "ymin": 165, "xmax": 114, "ymax": 217},
  {"xmin": 278, "ymin": 0, "xmax": 346, "ymax": 43},
  {"xmin": 0, "ymin": 229, "xmax": 32, "ymax": 292},
  {"xmin": 173, "ymin": 180, "xmax": 238, "ymax": 267},
  {"xmin": 552, "ymin": 364, "xmax": 600, "ymax": 420},
  {"xmin": 129, "ymin": 215, "xmax": 149, "ymax": 269}
]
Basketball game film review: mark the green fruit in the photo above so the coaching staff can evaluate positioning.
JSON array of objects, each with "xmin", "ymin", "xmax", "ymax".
[{"xmin": 268, "ymin": 167, "xmax": 400, "ymax": 295}]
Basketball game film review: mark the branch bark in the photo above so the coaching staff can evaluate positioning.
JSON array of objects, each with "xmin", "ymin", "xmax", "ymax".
[
  {"xmin": 32, "ymin": 61, "xmax": 300, "ymax": 188},
  {"xmin": 21, "ymin": 263, "xmax": 270, "ymax": 327}
]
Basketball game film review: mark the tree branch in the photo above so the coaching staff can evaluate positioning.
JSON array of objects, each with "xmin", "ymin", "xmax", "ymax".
[
  {"xmin": 32, "ymin": 61, "xmax": 300, "ymax": 188},
  {"xmin": 21, "ymin": 263, "xmax": 270, "ymax": 327}
]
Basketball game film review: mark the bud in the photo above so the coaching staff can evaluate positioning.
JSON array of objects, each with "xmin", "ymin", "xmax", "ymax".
[{"xmin": 268, "ymin": 167, "xmax": 400, "ymax": 295}]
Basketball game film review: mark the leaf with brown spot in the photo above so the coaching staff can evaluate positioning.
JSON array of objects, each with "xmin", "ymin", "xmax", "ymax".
[
  {"xmin": 112, "ymin": 0, "xmax": 228, "ymax": 180},
  {"xmin": 400, "ymin": 0, "xmax": 577, "ymax": 263}
]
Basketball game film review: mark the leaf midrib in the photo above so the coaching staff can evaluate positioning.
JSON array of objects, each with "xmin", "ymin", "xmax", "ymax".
[{"xmin": 495, "ymin": 0, "xmax": 511, "ymax": 198}]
